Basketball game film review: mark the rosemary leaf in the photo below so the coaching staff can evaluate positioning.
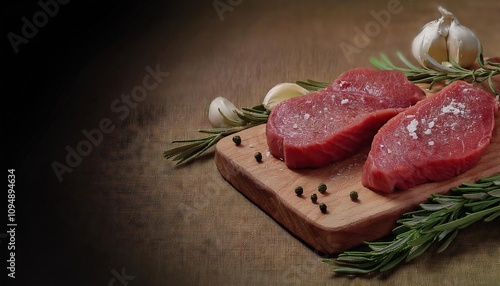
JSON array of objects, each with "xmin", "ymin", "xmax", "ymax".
[
  {"xmin": 484, "ymin": 211, "xmax": 500, "ymax": 222},
  {"xmin": 488, "ymin": 190, "xmax": 500, "ymax": 197},
  {"xmin": 172, "ymin": 139, "xmax": 213, "ymax": 162},
  {"xmin": 396, "ymin": 51, "xmax": 421, "ymax": 70},
  {"xmin": 465, "ymin": 198, "xmax": 500, "ymax": 212},
  {"xmin": 163, "ymin": 140, "xmax": 207, "ymax": 159},
  {"xmin": 241, "ymin": 107, "xmax": 268, "ymax": 114},
  {"xmin": 435, "ymin": 229, "xmax": 458, "ymax": 253},
  {"xmin": 462, "ymin": 192, "xmax": 489, "ymax": 200},
  {"xmin": 488, "ymin": 71, "xmax": 499, "ymax": 94},
  {"xmin": 477, "ymin": 174, "xmax": 500, "ymax": 182},
  {"xmin": 405, "ymin": 239, "xmax": 433, "ymax": 262},
  {"xmin": 419, "ymin": 202, "xmax": 456, "ymax": 211},
  {"xmin": 433, "ymin": 205, "xmax": 500, "ymax": 231},
  {"xmin": 461, "ymin": 182, "xmax": 494, "ymax": 188},
  {"xmin": 487, "ymin": 61, "xmax": 500, "ymax": 68},
  {"xmin": 379, "ymin": 251, "xmax": 409, "ymax": 272},
  {"xmin": 296, "ymin": 79, "xmax": 329, "ymax": 91},
  {"xmin": 183, "ymin": 134, "xmax": 222, "ymax": 163}
]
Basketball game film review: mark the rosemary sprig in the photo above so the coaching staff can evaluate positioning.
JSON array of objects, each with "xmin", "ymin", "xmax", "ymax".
[
  {"xmin": 325, "ymin": 174, "xmax": 500, "ymax": 275},
  {"xmin": 297, "ymin": 51, "xmax": 499, "ymax": 95},
  {"xmin": 163, "ymin": 105, "xmax": 270, "ymax": 165},
  {"xmin": 370, "ymin": 51, "xmax": 500, "ymax": 94}
]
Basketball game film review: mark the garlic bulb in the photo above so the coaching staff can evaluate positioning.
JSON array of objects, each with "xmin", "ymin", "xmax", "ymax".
[
  {"xmin": 412, "ymin": 7, "xmax": 481, "ymax": 68},
  {"xmin": 262, "ymin": 83, "xmax": 309, "ymax": 111},
  {"xmin": 208, "ymin": 97, "xmax": 244, "ymax": 128}
]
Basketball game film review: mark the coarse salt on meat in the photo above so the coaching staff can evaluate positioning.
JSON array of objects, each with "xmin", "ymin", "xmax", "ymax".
[
  {"xmin": 266, "ymin": 68, "xmax": 425, "ymax": 168},
  {"xmin": 362, "ymin": 81, "xmax": 498, "ymax": 193}
]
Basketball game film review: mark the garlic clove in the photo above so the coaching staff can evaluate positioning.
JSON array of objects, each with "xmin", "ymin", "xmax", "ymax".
[
  {"xmin": 208, "ymin": 96, "xmax": 244, "ymax": 128},
  {"xmin": 411, "ymin": 26, "xmax": 426, "ymax": 65},
  {"xmin": 412, "ymin": 20, "xmax": 449, "ymax": 68},
  {"xmin": 262, "ymin": 83, "xmax": 309, "ymax": 111},
  {"xmin": 446, "ymin": 20, "xmax": 481, "ymax": 68}
]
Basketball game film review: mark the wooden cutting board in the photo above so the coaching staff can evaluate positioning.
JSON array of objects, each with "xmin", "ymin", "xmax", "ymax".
[{"xmin": 215, "ymin": 115, "xmax": 500, "ymax": 254}]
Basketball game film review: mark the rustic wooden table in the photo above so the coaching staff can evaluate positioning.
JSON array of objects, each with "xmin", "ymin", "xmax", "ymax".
[{"xmin": 6, "ymin": 0, "xmax": 499, "ymax": 285}]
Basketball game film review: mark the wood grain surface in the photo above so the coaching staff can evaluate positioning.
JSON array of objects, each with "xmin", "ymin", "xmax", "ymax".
[
  {"xmin": 8, "ymin": 0, "xmax": 500, "ymax": 285},
  {"xmin": 215, "ymin": 114, "xmax": 500, "ymax": 253}
]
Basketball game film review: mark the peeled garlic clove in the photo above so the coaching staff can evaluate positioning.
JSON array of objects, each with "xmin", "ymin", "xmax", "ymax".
[
  {"xmin": 412, "ymin": 19, "xmax": 449, "ymax": 68},
  {"xmin": 208, "ymin": 97, "xmax": 244, "ymax": 128},
  {"xmin": 262, "ymin": 83, "xmax": 309, "ymax": 111},
  {"xmin": 446, "ymin": 20, "xmax": 481, "ymax": 68}
]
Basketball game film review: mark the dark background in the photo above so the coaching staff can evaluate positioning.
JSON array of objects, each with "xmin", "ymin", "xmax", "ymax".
[
  {"xmin": 4, "ymin": 0, "xmax": 186, "ymax": 164},
  {"xmin": 3, "ymin": 1, "xmax": 184, "ymax": 284}
]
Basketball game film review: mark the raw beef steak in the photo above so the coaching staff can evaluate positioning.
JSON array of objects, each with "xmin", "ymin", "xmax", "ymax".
[
  {"xmin": 266, "ymin": 68, "xmax": 425, "ymax": 168},
  {"xmin": 362, "ymin": 81, "xmax": 498, "ymax": 193}
]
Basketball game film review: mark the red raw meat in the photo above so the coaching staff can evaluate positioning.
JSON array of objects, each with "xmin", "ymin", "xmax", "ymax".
[
  {"xmin": 266, "ymin": 68, "xmax": 425, "ymax": 168},
  {"xmin": 362, "ymin": 81, "xmax": 498, "ymax": 193}
]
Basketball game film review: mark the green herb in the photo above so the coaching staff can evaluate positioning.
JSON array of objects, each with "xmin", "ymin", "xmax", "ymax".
[
  {"xmin": 370, "ymin": 51, "xmax": 500, "ymax": 94},
  {"xmin": 163, "ymin": 105, "xmax": 269, "ymax": 165},
  {"xmin": 318, "ymin": 183, "xmax": 328, "ymax": 194},
  {"xmin": 254, "ymin": 152, "xmax": 263, "ymax": 162},
  {"xmin": 325, "ymin": 174, "xmax": 500, "ymax": 275},
  {"xmin": 295, "ymin": 186, "xmax": 304, "ymax": 196},
  {"xmin": 232, "ymin": 135, "xmax": 241, "ymax": 146},
  {"xmin": 311, "ymin": 193, "xmax": 318, "ymax": 203},
  {"xmin": 319, "ymin": 203, "xmax": 328, "ymax": 213},
  {"xmin": 296, "ymin": 79, "xmax": 329, "ymax": 91},
  {"xmin": 350, "ymin": 191, "xmax": 359, "ymax": 201}
]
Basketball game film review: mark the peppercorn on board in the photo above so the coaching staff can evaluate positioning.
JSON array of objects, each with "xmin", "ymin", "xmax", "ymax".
[{"xmin": 214, "ymin": 115, "xmax": 500, "ymax": 254}]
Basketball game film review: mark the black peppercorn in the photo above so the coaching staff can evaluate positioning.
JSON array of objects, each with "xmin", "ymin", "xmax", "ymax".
[
  {"xmin": 254, "ymin": 152, "xmax": 262, "ymax": 162},
  {"xmin": 232, "ymin": 135, "xmax": 241, "ymax": 146},
  {"xmin": 318, "ymin": 183, "xmax": 327, "ymax": 193},
  {"xmin": 350, "ymin": 191, "xmax": 359, "ymax": 201},
  {"xmin": 310, "ymin": 193, "xmax": 318, "ymax": 203},
  {"xmin": 295, "ymin": 186, "xmax": 303, "ymax": 196},
  {"xmin": 319, "ymin": 203, "xmax": 327, "ymax": 213}
]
